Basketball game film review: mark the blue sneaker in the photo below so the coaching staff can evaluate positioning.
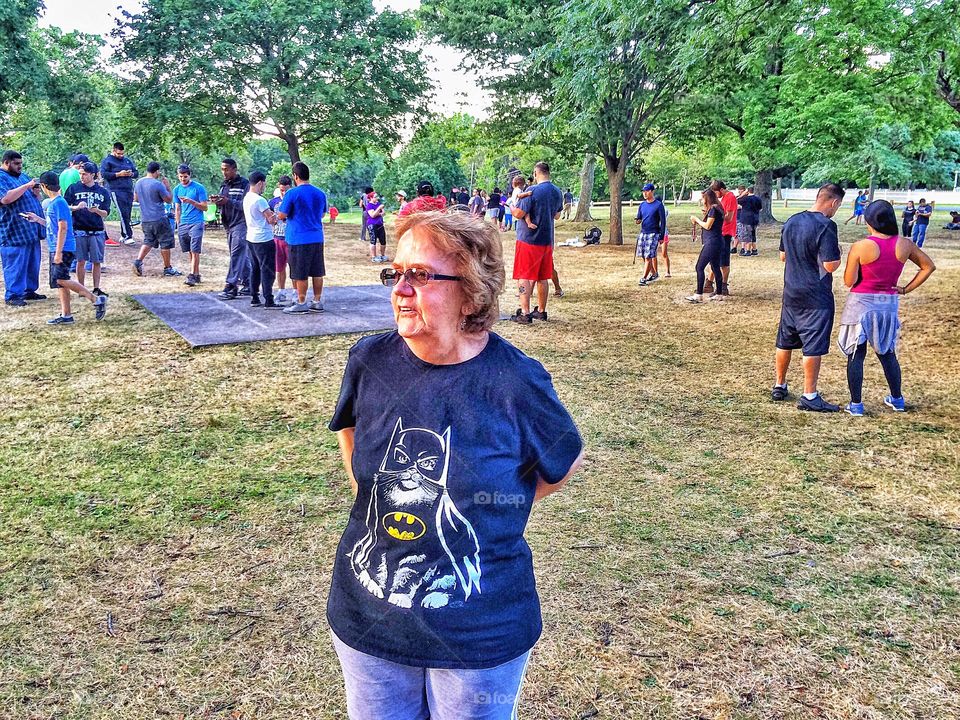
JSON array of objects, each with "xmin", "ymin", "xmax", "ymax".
[
  {"xmin": 884, "ymin": 395, "xmax": 906, "ymax": 412},
  {"xmin": 47, "ymin": 315, "xmax": 75, "ymax": 325},
  {"xmin": 845, "ymin": 402, "xmax": 865, "ymax": 417}
]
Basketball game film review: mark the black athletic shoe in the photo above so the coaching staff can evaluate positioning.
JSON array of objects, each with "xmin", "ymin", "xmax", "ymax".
[
  {"xmin": 771, "ymin": 384, "xmax": 789, "ymax": 401},
  {"xmin": 184, "ymin": 274, "xmax": 197, "ymax": 287},
  {"xmin": 92, "ymin": 288, "xmax": 109, "ymax": 297},
  {"xmin": 263, "ymin": 299, "xmax": 279, "ymax": 309},
  {"xmin": 751, "ymin": 249, "xmax": 758, "ymax": 256},
  {"xmin": 217, "ymin": 289, "xmax": 238, "ymax": 301},
  {"xmin": 238, "ymin": 287, "xmax": 252, "ymax": 297},
  {"xmin": 797, "ymin": 394, "xmax": 840, "ymax": 412},
  {"xmin": 250, "ymin": 295, "xmax": 262, "ymax": 307},
  {"xmin": 23, "ymin": 292, "xmax": 47, "ymax": 301},
  {"xmin": 511, "ymin": 308, "xmax": 532, "ymax": 324},
  {"xmin": 529, "ymin": 306, "xmax": 548, "ymax": 321},
  {"xmin": 5, "ymin": 298, "xmax": 27, "ymax": 307}
]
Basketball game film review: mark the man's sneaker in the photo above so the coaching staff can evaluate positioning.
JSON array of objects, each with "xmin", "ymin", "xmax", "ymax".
[
  {"xmin": 638, "ymin": 277, "xmax": 648, "ymax": 286},
  {"xmin": 751, "ymin": 249, "xmax": 758, "ymax": 256},
  {"xmin": 685, "ymin": 294, "xmax": 703, "ymax": 304},
  {"xmin": 845, "ymin": 402, "xmax": 865, "ymax": 417},
  {"xmin": 104, "ymin": 237, "xmax": 121, "ymax": 247},
  {"xmin": 309, "ymin": 300, "xmax": 324, "ymax": 313},
  {"xmin": 238, "ymin": 287, "xmax": 252, "ymax": 297},
  {"xmin": 162, "ymin": 266, "xmax": 183, "ymax": 277},
  {"xmin": 122, "ymin": 238, "xmax": 137, "ymax": 246},
  {"xmin": 92, "ymin": 288, "xmax": 109, "ymax": 297},
  {"xmin": 5, "ymin": 298, "xmax": 27, "ymax": 307},
  {"xmin": 263, "ymin": 298, "xmax": 279, "ymax": 309},
  {"xmin": 47, "ymin": 315, "xmax": 75, "ymax": 325},
  {"xmin": 647, "ymin": 273, "xmax": 659, "ymax": 283},
  {"xmin": 529, "ymin": 306, "xmax": 548, "ymax": 321},
  {"xmin": 250, "ymin": 295, "xmax": 262, "ymax": 307},
  {"xmin": 184, "ymin": 274, "xmax": 197, "ymax": 286},
  {"xmin": 283, "ymin": 301, "xmax": 311, "ymax": 314},
  {"xmin": 739, "ymin": 250, "xmax": 748, "ymax": 256},
  {"xmin": 797, "ymin": 394, "xmax": 840, "ymax": 412},
  {"xmin": 511, "ymin": 308, "xmax": 532, "ymax": 324},
  {"xmin": 771, "ymin": 384, "xmax": 788, "ymax": 401},
  {"xmin": 132, "ymin": 259, "xmax": 143, "ymax": 276},
  {"xmin": 24, "ymin": 292, "xmax": 47, "ymax": 300},
  {"xmin": 884, "ymin": 395, "xmax": 906, "ymax": 412},
  {"xmin": 94, "ymin": 295, "xmax": 107, "ymax": 321},
  {"xmin": 217, "ymin": 289, "xmax": 238, "ymax": 301}
]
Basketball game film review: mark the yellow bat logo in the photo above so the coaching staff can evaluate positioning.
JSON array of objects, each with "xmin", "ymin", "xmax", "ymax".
[{"xmin": 383, "ymin": 511, "xmax": 426, "ymax": 541}]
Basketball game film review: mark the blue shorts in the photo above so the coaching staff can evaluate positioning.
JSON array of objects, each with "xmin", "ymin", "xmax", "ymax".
[
  {"xmin": 637, "ymin": 232, "xmax": 660, "ymax": 259},
  {"xmin": 74, "ymin": 231, "xmax": 105, "ymax": 263},
  {"xmin": 331, "ymin": 631, "xmax": 531, "ymax": 720},
  {"xmin": 777, "ymin": 305, "xmax": 834, "ymax": 357},
  {"xmin": 177, "ymin": 222, "xmax": 204, "ymax": 253}
]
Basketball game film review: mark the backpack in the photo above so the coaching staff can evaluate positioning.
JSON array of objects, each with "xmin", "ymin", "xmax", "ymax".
[{"xmin": 584, "ymin": 226, "xmax": 602, "ymax": 244}]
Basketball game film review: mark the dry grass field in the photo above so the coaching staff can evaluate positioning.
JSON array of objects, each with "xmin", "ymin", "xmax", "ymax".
[{"xmin": 1, "ymin": 207, "xmax": 958, "ymax": 719}]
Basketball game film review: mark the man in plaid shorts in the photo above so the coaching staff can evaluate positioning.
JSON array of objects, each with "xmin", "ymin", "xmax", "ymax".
[{"xmin": 635, "ymin": 182, "xmax": 666, "ymax": 286}]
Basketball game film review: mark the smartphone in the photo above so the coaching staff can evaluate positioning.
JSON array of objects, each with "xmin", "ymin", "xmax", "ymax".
[{"xmin": 19, "ymin": 212, "xmax": 31, "ymax": 219}]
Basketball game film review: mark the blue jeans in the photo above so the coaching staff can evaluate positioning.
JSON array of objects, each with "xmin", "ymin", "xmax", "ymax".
[
  {"xmin": 331, "ymin": 631, "xmax": 531, "ymax": 720},
  {"xmin": 912, "ymin": 223, "xmax": 928, "ymax": 248},
  {"xmin": 503, "ymin": 212, "xmax": 514, "ymax": 230},
  {"xmin": 224, "ymin": 224, "xmax": 251, "ymax": 289},
  {"xmin": 1, "ymin": 240, "xmax": 42, "ymax": 301}
]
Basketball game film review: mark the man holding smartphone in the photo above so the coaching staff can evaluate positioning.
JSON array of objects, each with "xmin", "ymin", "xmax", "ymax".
[
  {"xmin": 100, "ymin": 142, "xmax": 139, "ymax": 245},
  {"xmin": 0, "ymin": 150, "xmax": 46, "ymax": 307},
  {"xmin": 211, "ymin": 158, "xmax": 251, "ymax": 300}
]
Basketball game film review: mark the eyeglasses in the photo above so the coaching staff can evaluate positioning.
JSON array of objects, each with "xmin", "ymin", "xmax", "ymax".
[{"xmin": 380, "ymin": 268, "xmax": 463, "ymax": 287}]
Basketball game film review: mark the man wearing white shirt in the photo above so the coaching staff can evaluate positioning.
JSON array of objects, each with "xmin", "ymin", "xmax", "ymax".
[{"xmin": 242, "ymin": 171, "xmax": 278, "ymax": 308}]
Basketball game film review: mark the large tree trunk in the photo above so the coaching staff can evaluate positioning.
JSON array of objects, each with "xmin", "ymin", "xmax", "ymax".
[
  {"xmin": 573, "ymin": 151, "xmax": 596, "ymax": 222},
  {"xmin": 756, "ymin": 169, "xmax": 778, "ymax": 224},
  {"xmin": 868, "ymin": 174, "xmax": 877, "ymax": 202},
  {"xmin": 282, "ymin": 133, "xmax": 301, "ymax": 164},
  {"xmin": 605, "ymin": 155, "xmax": 627, "ymax": 245}
]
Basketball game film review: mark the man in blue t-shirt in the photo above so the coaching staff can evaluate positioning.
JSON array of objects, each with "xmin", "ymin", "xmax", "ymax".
[
  {"xmin": 172, "ymin": 164, "xmax": 209, "ymax": 286},
  {"xmin": 634, "ymin": 182, "xmax": 666, "ymax": 286},
  {"xmin": 22, "ymin": 171, "xmax": 107, "ymax": 324},
  {"xmin": 510, "ymin": 162, "xmax": 564, "ymax": 324},
  {"xmin": 771, "ymin": 183, "xmax": 845, "ymax": 412},
  {"xmin": 912, "ymin": 198, "xmax": 934, "ymax": 248},
  {"xmin": 277, "ymin": 161, "xmax": 327, "ymax": 314}
]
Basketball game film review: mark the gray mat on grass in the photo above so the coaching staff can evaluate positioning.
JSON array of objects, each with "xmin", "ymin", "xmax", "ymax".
[{"xmin": 132, "ymin": 285, "xmax": 395, "ymax": 347}]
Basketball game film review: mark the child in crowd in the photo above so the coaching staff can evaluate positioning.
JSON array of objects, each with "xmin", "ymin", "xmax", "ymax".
[
  {"xmin": 23, "ymin": 171, "xmax": 107, "ymax": 324},
  {"xmin": 510, "ymin": 175, "xmax": 538, "ymax": 231},
  {"xmin": 365, "ymin": 190, "xmax": 388, "ymax": 262},
  {"xmin": 329, "ymin": 206, "xmax": 339, "ymax": 224}
]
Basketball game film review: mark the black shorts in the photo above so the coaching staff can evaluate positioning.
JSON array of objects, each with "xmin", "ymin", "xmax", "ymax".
[
  {"xmin": 289, "ymin": 242, "xmax": 325, "ymax": 281},
  {"xmin": 49, "ymin": 251, "xmax": 75, "ymax": 289},
  {"xmin": 777, "ymin": 305, "xmax": 834, "ymax": 357},
  {"xmin": 369, "ymin": 224, "xmax": 386, "ymax": 245},
  {"xmin": 143, "ymin": 220, "xmax": 175, "ymax": 249},
  {"xmin": 721, "ymin": 234, "xmax": 733, "ymax": 266}
]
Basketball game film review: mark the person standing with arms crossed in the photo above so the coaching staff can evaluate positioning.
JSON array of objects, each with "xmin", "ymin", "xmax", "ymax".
[{"xmin": 771, "ymin": 183, "xmax": 846, "ymax": 412}]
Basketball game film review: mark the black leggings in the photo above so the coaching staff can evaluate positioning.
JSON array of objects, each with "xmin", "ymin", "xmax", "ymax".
[
  {"xmin": 846, "ymin": 342, "xmax": 902, "ymax": 403},
  {"xmin": 696, "ymin": 238, "xmax": 724, "ymax": 294}
]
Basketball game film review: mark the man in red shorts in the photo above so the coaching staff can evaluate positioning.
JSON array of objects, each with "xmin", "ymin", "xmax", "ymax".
[{"xmin": 510, "ymin": 162, "xmax": 563, "ymax": 323}]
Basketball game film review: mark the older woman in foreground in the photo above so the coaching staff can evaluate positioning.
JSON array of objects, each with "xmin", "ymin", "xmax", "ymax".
[{"xmin": 327, "ymin": 210, "xmax": 585, "ymax": 719}]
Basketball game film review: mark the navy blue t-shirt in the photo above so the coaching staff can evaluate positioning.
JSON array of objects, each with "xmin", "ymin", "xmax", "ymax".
[
  {"xmin": 737, "ymin": 195, "xmax": 762, "ymax": 226},
  {"xmin": 517, "ymin": 181, "xmax": 564, "ymax": 246},
  {"xmin": 636, "ymin": 199, "xmax": 666, "ymax": 238},
  {"xmin": 701, "ymin": 206, "xmax": 724, "ymax": 243},
  {"xmin": 778, "ymin": 211, "xmax": 842, "ymax": 309},
  {"xmin": 327, "ymin": 331, "xmax": 583, "ymax": 669}
]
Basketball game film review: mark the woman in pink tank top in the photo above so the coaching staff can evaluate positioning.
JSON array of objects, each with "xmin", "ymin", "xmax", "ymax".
[{"xmin": 838, "ymin": 200, "xmax": 936, "ymax": 416}]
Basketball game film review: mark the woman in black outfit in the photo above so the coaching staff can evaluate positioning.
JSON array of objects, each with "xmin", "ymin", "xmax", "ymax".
[
  {"xmin": 686, "ymin": 188, "xmax": 725, "ymax": 303},
  {"xmin": 901, "ymin": 201, "xmax": 916, "ymax": 238}
]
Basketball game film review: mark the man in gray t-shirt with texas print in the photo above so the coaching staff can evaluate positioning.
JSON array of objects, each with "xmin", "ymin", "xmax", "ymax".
[{"xmin": 132, "ymin": 162, "xmax": 181, "ymax": 278}]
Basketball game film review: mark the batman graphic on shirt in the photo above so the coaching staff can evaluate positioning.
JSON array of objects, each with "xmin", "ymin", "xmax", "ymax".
[{"xmin": 348, "ymin": 417, "xmax": 482, "ymax": 609}]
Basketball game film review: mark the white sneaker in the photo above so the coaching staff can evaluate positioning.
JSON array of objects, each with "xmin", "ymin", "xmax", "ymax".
[
  {"xmin": 122, "ymin": 238, "xmax": 136, "ymax": 246},
  {"xmin": 282, "ymin": 301, "xmax": 310, "ymax": 315},
  {"xmin": 275, "ymin": 289, "xmax": 288, "ymax": 304},
  {"xmin": 309, "ymin": 300, "xmax": 324, "ymax": 313}
]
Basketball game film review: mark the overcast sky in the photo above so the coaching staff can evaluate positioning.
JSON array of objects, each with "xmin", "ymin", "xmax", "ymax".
[{"xmin": 38, "ymin": 0, "xmax": 490, "ymax": 119}]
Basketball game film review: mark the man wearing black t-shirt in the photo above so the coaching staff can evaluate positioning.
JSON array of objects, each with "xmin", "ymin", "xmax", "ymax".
[
  {"xmin": 771, "ymin": 183, "xmax": 845, "ymax": 412},
  {"xmin": 736, "ymin": 186, "xmax": 763, "ymax": 256}
]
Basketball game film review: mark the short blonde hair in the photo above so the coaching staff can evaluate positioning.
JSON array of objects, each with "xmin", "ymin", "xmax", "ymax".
[{"xmin": 394, "ymin": 210, "xmax": 505, "ymax": 333}]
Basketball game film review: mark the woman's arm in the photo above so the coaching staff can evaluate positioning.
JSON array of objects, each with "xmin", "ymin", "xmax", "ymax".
[
  {"xmin": 691, "ymin": 214, "xmax": 715, "ymax": 230},
  {"xmin": 335, "ymin": 428, "xmax": 358, "ymax": 497},
  {"xmin": 534, "ymin": 448, "xmax": 585, "ymax": 502},
  {"xmin": 898, "ymin": 245, "xmax": 936, "ymax": 294},
  {"xmin": 843, "ymin": 241, "xmax": 862, "ymax": 288}
]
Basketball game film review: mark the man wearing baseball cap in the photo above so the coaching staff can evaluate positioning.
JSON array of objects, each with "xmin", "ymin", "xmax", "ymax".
[
  {"xmin": 635, "ymin": 182, "xmax": 666, "ymax": 286},
  {"xmin": 65, "ymin": 161, "xmax": 111, "ymax": 297},
  {"xmin": 396, "ymin": 180, "xmax": 447, "ymax": 217}
]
